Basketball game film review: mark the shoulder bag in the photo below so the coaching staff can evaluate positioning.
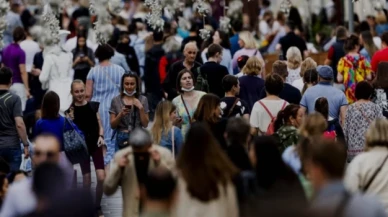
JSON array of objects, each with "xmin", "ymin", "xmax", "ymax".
[
  {"xmin": 181, "ymin": 95, "xmax": 192, "ymax": 123},
  {"xmin": 63, "ymin": 117, "xmax": 89, "ymax": 164},
  {"xmin": 362, "ymin": 154, "xmax": 388, "ymax": 192},
  {"xmin": 227, "ymin": 98, "xmax": 240, "ymax": 117}
]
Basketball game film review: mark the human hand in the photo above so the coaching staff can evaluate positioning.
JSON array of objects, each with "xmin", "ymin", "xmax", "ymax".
[
  {"xmin": 120, "ymin": 106, "xmax": 130, "ymax": 117},
  {"xmin": 133, "ymin": 99, "xmax": 143, "ymax": 110},
  {"xmin": 23, "ymin": 146, "xmax": 29, "ymax": 159},
  {"xmin": 74, "ymin": 57, "xmax": 82, "ymax": 63},
  {"xmin": 25, "ymin": 89, "xmax": 31, "ymax": 99},
  {"xmin": 31, "ymin": 69, "xmax": 41, "ymax": 76},
  {"xmin": 97, "ymin": 136, "xmax": 105, "ymax": 147},
  {"xmin": 66, "ymin": 107, "xmax": 74, "ymax": 120},
  {"xmin": 173, "ymin": 117, "xmax": 182, "ymax": 127},
  {"xmin": 149, "ymin": 148, "xmax": 161, "ymax": 166},
  {"xmin": 115, "ymin": 149, "xmax": 131, "ymax": 168}
]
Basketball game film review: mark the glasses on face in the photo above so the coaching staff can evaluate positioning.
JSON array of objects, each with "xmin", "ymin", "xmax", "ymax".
[{"xmin": 34, "ymin": 150, "xmax": 58, "ymax": 159}]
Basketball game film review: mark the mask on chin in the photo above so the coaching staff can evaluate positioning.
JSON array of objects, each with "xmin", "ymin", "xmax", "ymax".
[
  {"xmin": 124, "ymin": 90, "xmax": 136, "ymax": 96},
  {"xmin": 181, "ymin": 86, "xmax": 194, "ymax": 92}
]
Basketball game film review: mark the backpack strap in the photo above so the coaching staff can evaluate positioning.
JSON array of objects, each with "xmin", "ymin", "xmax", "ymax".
[
  {"xmin": 281, "ymin": 100, "xmax": 287, "ymax": 110},
  {"xmin": 227, "ymin": 98, "xmax": 240, "ymax": 117},
  {"xmin": 258, "ymin": 101, "xmax": 274, "ymax": 119}
]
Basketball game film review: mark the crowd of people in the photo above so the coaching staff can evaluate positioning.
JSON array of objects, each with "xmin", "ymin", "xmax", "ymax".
[{"xmin": 2, "ymin": 0, "xmax": 388, "ymax": 217}]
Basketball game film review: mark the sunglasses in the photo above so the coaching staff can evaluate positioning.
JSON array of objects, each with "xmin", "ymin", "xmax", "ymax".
[{"xmin": 34, "ymin": 150, "xmax": 58, "ymax": 159}]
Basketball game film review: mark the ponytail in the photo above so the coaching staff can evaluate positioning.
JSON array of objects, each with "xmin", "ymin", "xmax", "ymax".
[{"xmin": 274, "ymin": 110, "xmax": 285, "ymax": 132}]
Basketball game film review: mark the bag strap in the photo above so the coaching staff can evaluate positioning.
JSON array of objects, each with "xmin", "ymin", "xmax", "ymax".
[
  {"xmin": 227, "ymin": 98, "xmax": 240, "ymax": 117},
  {"xmin": 181, "ymin": 95, "xmax": 192, "ymax": 123},
  {"xmin": 281, "ymin": 101, "xmax": 287, "ymax": 110},
  {"xmin": 362, "ymin": 154, "xmax": 388, "ymax": 192},
  {"xmin": 102, "ymin": 66, "xmax": 120, "ymax": 91},
  {"xmin": 258, "ymin": 101, "xmax": 274, "ymax": 120},
  {"xmin": 357, "ymin": 103, "xmax": 372, "ymax": 124},
  {"xmin": 171, "ymin": 126, "xmax": 175, "ymax": 156},
  {"xmin": 253, "ymin": 49, "xmax": 258, "ymax": 56}
]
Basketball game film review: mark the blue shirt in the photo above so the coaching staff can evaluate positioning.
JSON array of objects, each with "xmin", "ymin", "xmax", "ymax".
[
  {"xmin": 300, "ymin": 82, "xmax": 348, "ymax": 119},
  {"xmin": 312, "ymin": 181, "xmax": 386, "ymax": 217},
  {"xmin": 229, "ymin": 34, "xmax": 240, "ymax": 57},
  {"xmin": 159, "ymin": 127, "xmax": 183, "ymax": 157}
]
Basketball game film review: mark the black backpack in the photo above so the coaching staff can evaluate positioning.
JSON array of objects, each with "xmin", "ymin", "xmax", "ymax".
[{"xmin": 194, "ymin": 67, "xmax": 209, "ymax": 93}]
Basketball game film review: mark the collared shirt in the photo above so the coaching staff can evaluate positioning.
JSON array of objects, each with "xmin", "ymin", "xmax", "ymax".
[
  {"xmin": 300, "ymin": 81, "xmax": 348, "ymax": 119},
  {"xmin": 311, "ymin": 181, "xmax": 386, "ymax": 217}
]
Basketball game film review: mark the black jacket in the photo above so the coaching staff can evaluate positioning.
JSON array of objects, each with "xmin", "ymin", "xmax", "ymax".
[
  {"xmin": 199, "ymin": 62, "xmax": 229, "ymax": 98},
  {"xmin": 144, "ymin": 44, "xmax": 165, "ymax": 95}
]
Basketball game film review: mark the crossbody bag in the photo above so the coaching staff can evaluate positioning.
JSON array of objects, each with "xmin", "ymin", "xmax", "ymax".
[{"xmin": 181, "ymin": 95, "xmax": 192, "ymax": 123}]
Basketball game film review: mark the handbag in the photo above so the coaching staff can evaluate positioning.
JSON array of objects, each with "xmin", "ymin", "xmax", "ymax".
[
  {"xmin": 63, "ymin": 117, "xmax": 89, "ymax": 164},
  {"xmin": 117, "ymin": 109, "xmax": 137, "ymax": 150}
]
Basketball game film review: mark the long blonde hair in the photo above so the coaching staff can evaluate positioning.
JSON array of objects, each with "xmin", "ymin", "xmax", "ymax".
[
  {"xmin": 151, "ymin": 101, "xmax": 176, "ymax": 145},
  {"xmin": 239, "ymin": 31, "xmax": 257, "ymax": 49},
  {"xmin": 298, "ymin": 113, "xmax": 327, "ymax": 137},
  {"xmin": 300, "ymin": 57, "xmax": 317, "ymax": 77}
]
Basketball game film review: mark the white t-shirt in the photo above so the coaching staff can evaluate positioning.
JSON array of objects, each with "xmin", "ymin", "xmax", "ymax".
[
  {"xmin": 286, "ymin": 67, "xmax": 301, "ymax": 84},
  {"xmin": 292, "ymin": 78, "xmax": 304, "ymax": 92},
  {"xmin": 20, "ymin": 39, "xmax": 40, "ymax": 72},
  {"xmin": 250, "ymin": 99, "xmax": 289, "ymax": 134}
]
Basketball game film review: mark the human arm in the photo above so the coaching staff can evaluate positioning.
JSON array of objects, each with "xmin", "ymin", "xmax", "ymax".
[
  {"xmin": 134, "ymin": 97, "xmax": 149, "ymax": 128},
  {"xmin": 371, "ymin": 52, "xmax": 379, "ymax": 73},
  {"xmin": 19, "ymin": 51, "xmax": 29, "ymax": 97},
  {"xmin": 363, "ymin": 59, "xmax": 373, "ymax": 81},
  {"xmin": 104, "ymin": 149, "xmax": 131, "ymax": 195},
  {"xmin": 85, "ymin": 79, "xmax": 93, "ymax": 101},
  {"xmin": 337, "ymin": 58, "xmax": 345, "ymax": 82},
  {"xmin": 324, "ymin": 46, "xmax": 334, "ymax": 66},
  {"xmin": 249, "ymin": 102, "xmax": 260, "ymax": 136},
  {"xmin": 174, "ymin": 128, "xmax": 183, "ymax": 156},
  {"xmin": 120, "ymin": 55, "xmax": 130, "ymax": 72},
  {"xmin": 340, "ymin": 105, "xmax": 347, "ymax": 126},
  {"xmin": 109, "ymin": 98, "xmax": 130, "ymax": 129}
]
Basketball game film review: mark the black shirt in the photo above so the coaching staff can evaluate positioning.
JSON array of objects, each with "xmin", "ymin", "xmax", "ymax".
[
  {"xmin": 259, "ymin": 83, "xmax": 301, "ymax": 105},
  {"xmin": 162, "ymin": 60, "xmax": 201, "ymax": 100},
  {"xmin": 134, "ymin": 153, "xmax": 150, "ymax": 185},
  {"xmin": 220, "ymin": 97, "xmax": 250, "ymax": 118},
  {"xmin": 238, "ymin": 76, "xmax": 265, "ymax": 111},
  {"xmin": 144, "ymin": 44, "xmax": 165, "ymax": 94},
  {"xmin": 279, "ymin": 32, "xmax": 307, "ymax": 59},
  {"xmin": 200, "ymin": 62, "xmax": 229, "ymax": 98}
]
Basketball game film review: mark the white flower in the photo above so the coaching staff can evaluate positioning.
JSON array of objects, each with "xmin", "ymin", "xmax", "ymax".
[
  {"xmin": 236, "ymin": 101, "xmax": 241, "ymax": 106},
  {"xmin": 241, "ymin": 106, "xmax": 245, "ymax": 114},
  {"xmin": 220, "ymin": 102, "xmax": 227, "ymax": 110}
]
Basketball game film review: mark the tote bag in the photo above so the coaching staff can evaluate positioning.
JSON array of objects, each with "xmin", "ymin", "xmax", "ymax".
[{"xmin": 63, "ymin": 117, "xmax": 89, "ymax": 164}]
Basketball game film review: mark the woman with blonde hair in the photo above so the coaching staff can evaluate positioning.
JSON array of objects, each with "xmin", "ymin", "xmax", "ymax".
[
  {"xmin": 238, "ymin": 56, "xmax": 265, "ymax": 111},
  {"xmin": 151, "ymin": 101, "xmax": 183, "ymax": 156},
  {"xmin": 345, "ymin": 118, "xmax": 388, "ymax": 213},
  {"xmin": 232, "ymin": 31, "xmax": 264, "ymax": 72},
  {"xmin": 285, "ymin": 46, "xmax": 302, "ymax": 84},
  {"xmin": 292, "ymin": 57, "xmax": 317, "ymax": 92}
]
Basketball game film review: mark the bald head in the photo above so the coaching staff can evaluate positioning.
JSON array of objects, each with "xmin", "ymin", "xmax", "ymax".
[
  {"xmin": 33, "ymin": 134, "xmax": 61, "ymax": 166},
  {"xmin": 183, "ymin": 42, "xmax": 198, "ymax": 64}
]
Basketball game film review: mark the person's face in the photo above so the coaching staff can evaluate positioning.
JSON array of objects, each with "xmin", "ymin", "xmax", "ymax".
[
  {"xmin": 238, "ymin": 39, "xmax": 245, "ymax": 48},
  {"xmin": 184, "ymin": 46, "xmax": 197, "ymax": 63},
  {"xmin": 367, "ymin": 18, "xmax": 376, "ymax": 26},
  {"xmin": 180, "ymin": 72, "xmax": 193, "ymax": 89},
  {"xmin": 212, "ymin": 31, "xmax": 221, "ymax": 45},
  {"xmin": 290, "ymin": 108, "xmax": 304, "ymax": 128},
  {"xmin": 214, "ymin": 105, "xmax": 222, "ymax": 118},
  {"xmin": 170, "ymin": 110, "xmax": 177, "ymax": 122},
  {"xmin": 123, "ymin": 77, "xmax": 137, "ymax": 93},
  {"xmin": 78, "ymin": 37, "xmax": 86, "ymax": 47},
  {"xmin": 121, "ymin": 35, "xmax": 129, "ymax": 44},
  {"xmin": 133, "ymin": 145, "xmax": 152, "ymax": 154},
  {"xmin": 71, "ymin": 83, "xmax": 85, "ymax": 103},
  {"xmin": 234, "ymin": 81, "xmax": 241, "ymax": 95},
  {"xmin": 33, "ymin": 137, "xmax": 61, "ymax": 166},
  {"xmin": 315, "ymin": 34, "xmax": 321, "ymax": 44}
]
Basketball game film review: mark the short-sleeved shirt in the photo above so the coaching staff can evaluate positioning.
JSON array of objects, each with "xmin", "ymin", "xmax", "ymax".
[
  {"xmin": 2, "ymin": 43, "xmax": 26, "ymax": 84},
  {"xmin": 109, "ymin": 95, "xmax": 149, "ymax": 132},
  {"xmin": 300, "ymin": 82, "xmax": 348, "ymax": 119},
  {"xmin": 220, "ymin": 97, "xmax": 250, "ymax": 118},
  {"xmin": 250, "ymin": 99, "xmax": 289, "ymax": 134},
  {"xmin": 0, "ymin": 90, "xmax": 22, "ymax": 148}
]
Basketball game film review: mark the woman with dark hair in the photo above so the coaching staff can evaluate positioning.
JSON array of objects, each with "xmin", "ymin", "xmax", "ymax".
[
  {"xmin": 193, "ymin": 94, "xmax": 228, "ymax": 149},
  {"xmin": 85, "ymin": 44, "xmax": 126, "ymax": 168},
  {"xmin": 344, "ymin": 81, "xmax": 383, "ymax": 162},
  {"xmin": 109, "ymin": 73, "xmax": 149, "ymax": 151},
  {"xmin": 72, "ymin": 33, "xmax": 95, "ymax": 82},
  {"xmin": 314, "ymin": 97, "xmax": 345, "ymax": 143},
  {"xmin": 360, "ymin": 31, "xmax": 378, "ymax": 62},
  {"xmin": 337, "ymin": 35, "xmax": 373, "ymax": 104},
  {"xmin": 273, "ymin": 104, "xmax": 304, "ymax": 153},
  {"xmin": 373, "ymin": 62, "xmax": 388, "ymax": 118},
  {"xmin": 173, "ymin": 122, "xmax": 238, "ymax": 217},
  {"xmin": 172, "ymin": 69, "xmax": 206, "ymax": 137},
  {"xmin": 201, "ymin": 30, "xmax": 233, "ymax": 74},
  {"xmin": 240, "ymin": 136, "xmax": 306, "ymax": 216}
]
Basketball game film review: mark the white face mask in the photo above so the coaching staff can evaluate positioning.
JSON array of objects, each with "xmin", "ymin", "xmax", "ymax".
[
  {"xmin": 124, "ymin": 90, "xmax": 136, "ymax": 96},
  {"xmin": 181, "ymin": 87, "xmax": 194, "ymax": 92}
]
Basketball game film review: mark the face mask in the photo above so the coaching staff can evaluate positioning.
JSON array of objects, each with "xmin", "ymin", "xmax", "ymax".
[
  {"xmin": 124, "ymin": 90, "xmax": 136, "ymax": 96},
  {"xmin": 181, "ymin": 86, "xmax": 194, "ymax": 92}
]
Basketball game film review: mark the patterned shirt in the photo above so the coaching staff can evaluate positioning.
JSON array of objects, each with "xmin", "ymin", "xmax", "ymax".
[{"xmin": 337, "ymin": 55, "xmax": 372, "ymax": 104}]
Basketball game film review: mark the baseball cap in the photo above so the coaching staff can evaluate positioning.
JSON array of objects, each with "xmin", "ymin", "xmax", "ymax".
[
  {"xmin": 129, "ymin": 128, "xmax": 152, "ymax": 147},
  {"xmin": 316, "ymin": 65, "xmax": 334, "ymax": 80}
]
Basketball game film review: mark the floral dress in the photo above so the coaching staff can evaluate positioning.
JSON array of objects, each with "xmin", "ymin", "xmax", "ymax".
[
  {"xmin": 344, "ymin": 102, "xmax": 383, "ymax": 162},
  {"xmin": 172, "ymin": 91, "xmax": 206, "ymax": 137},
  {"xmin": 273, "ymin": 125, "xmax": 299, "ymax": 153},
  {"xmin": 337, "ymin": 55, "xmax": 372, "ymax": 104}
]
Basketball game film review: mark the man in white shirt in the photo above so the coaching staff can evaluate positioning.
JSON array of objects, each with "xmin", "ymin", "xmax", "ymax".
[{"xmin": 20, "ymin": 30, "xmax": 41, "ymax": 73}]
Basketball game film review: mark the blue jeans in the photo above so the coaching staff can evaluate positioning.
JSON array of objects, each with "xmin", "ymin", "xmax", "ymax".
[{"xmin": 0, "ymin": 147, "xmax": 22, "ymax": 172}]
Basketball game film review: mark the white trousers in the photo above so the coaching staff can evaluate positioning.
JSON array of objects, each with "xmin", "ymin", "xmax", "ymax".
[{"xmin": 9, "ymin": 83, "xmax": 27, "ymax": 111}]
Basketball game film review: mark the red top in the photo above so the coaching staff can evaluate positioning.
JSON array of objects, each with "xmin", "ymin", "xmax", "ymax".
[{"xmin": 371, "ymin": 47, "xmax": 388, "ymax": 72}]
